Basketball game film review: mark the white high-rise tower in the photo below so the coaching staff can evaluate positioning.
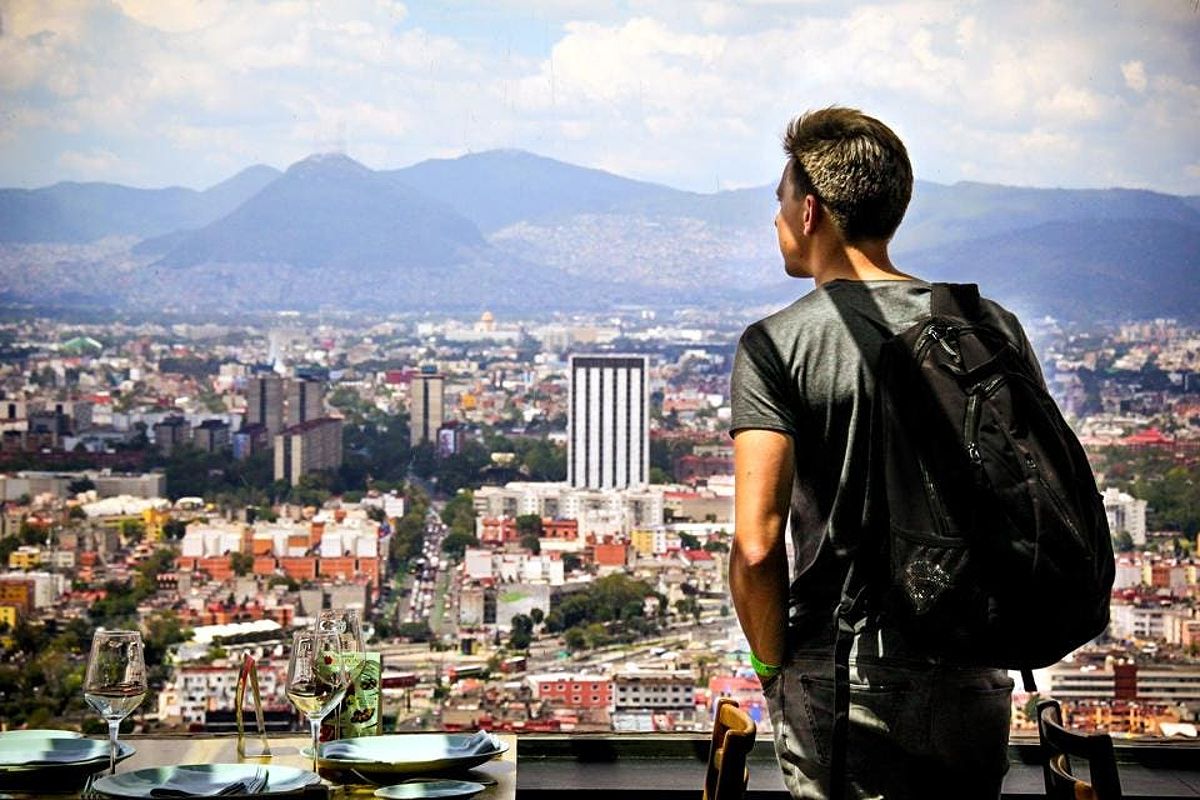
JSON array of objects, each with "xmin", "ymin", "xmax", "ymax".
[{"xmin": 568, "ymin": 355, "xmax": 649, "ymax": 490}]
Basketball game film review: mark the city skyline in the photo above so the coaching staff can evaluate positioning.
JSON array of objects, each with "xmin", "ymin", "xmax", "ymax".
[{"xmin": 0, "ymin": 1, "xmax": 1197, "ymax": 195}]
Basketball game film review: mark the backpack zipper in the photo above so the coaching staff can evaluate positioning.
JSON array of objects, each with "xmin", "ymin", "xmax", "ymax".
[
  {"xmin": 1024, "ymin": 453, "xmax": 1089, "ymax": 552},
  {"xmin": 964, "ymin": 374, "xmax": 1006, "ymax": 464},
  {"xmin": 916, "ymin": 323, "xmax": 960, "ymax": 364},
  {"xmin": 917, "ymin": 454, "xmax": 951, "ymax": 537}
]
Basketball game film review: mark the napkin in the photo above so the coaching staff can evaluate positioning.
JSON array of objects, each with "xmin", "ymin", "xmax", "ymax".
[
  {"xmin": 147, "ymin": 767, "xmax": 267, "ymax": 797},
  {"xmin": 446, "ymin": 731, "xmax": 501, "ymax": 755}
]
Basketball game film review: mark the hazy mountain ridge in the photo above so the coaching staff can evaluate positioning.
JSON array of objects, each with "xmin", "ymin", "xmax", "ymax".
[
  {"xmin": 0, "ymin": 166, "xmax": 281, "ymax": 244},
  {"xmin": 0, "ymin": 150, "xmax": 1196, "ymax": 318}
]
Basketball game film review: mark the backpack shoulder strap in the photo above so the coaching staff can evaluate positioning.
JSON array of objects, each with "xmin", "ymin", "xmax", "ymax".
[{"xmin": 931, "ymin": 282, "xmax": 982, "ymax": 320}]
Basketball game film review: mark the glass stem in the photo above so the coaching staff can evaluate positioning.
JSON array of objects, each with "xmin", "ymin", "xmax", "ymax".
[
  {"xmin": 107, "ymin": 719, "xmax": 119, "ymax": 775},
  {"xmin": 309, "ymin": 717, "xmax": 321, "ymax": 774}
]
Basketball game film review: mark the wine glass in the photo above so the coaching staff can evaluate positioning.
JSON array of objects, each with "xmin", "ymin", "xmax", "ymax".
[
  {"xmin": 83, "ymin": 630, "xmax": 147, "ymax": 775},
  {"xmin": 316, "ymin": 608, "xmax": 366, "ymax": 738},
  {"xmin": 316, "ymin": 609, "xmax": 365, "ymax": 672},
  {"xmin": 285, "ymin": 629, "xmax": 350, "ymax": 772}
]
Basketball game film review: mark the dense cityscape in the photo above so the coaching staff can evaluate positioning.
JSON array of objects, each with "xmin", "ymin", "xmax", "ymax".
[{"xmin": 0, "ymin": 306, "xmax": 1197, "ymax": 740}]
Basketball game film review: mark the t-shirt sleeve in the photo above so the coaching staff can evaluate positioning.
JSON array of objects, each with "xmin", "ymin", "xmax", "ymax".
[{"xmin": 729, "ymin": 323, "xmax": 797, "ymax": 438}]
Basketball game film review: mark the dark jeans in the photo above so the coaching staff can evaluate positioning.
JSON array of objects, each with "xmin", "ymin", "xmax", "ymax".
[{"xmin": 763, "ymin": 636, "xmax": 1014, "ymax": 800}]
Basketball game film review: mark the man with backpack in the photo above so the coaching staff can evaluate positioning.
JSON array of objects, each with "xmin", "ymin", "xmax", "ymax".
[{"xmin": 728, "ymin": 107, "xmax": 1112, "ymax": 799}]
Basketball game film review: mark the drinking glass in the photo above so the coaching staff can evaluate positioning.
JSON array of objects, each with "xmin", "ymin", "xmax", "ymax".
[
  {"xmin": 285, "ymin": 629, "xmax": 350, "ymax": 772},
  {"xmin": 316, "ymin": 608, "xmax": 365, "ymax": 673},
  {"xmin": 83, "ymin": 630, "xmax": 147, "ymax": 775},
  {"xmin": 316, "ymin": 608, "xmax": 366, "ymax": 738}
]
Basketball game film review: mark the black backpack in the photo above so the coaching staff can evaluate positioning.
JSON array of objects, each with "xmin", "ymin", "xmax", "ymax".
[{"xmin": 828, "ymin": 283, "xmax": 1114, "ymax": 800}]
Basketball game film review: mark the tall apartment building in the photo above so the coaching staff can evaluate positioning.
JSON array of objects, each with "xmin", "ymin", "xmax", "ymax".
[
  {"xmin": 410, "ymin": 371, "xmax": 445, "ymax": 445},
  {"xmin": 568, "ymin": 355, "xmax": 649, "ymax": 490},
  {"xmin": 153, "ymin": 415, "xmax": 192, "ymax": 456},
  {"xmin": 286, "ymin": 378, "xmax": 325, "ymax": 427},
  {"xmin": 273, "ymin": 417, "xmax": 344, "ymax": 486},
  {"xmin": 1102, "ymin": 486, "xmax": 1148, "ymax": 545},
  {"xmin": 193, "ymin": 419, "xmax": 232, "ymax": 453},
  {"xmin": 247, "ymin": 374, "xmax": 285, "ymax": 437}
]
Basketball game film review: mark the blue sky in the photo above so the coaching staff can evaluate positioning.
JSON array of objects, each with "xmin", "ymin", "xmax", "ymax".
[{"xmin": 0, "ymin": 0, "xmax": 1197, "ymax": 194}]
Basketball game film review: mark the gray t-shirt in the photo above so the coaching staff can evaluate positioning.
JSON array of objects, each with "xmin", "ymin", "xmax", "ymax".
[{"xmin": 729, "ymin": 279, "xmax": 1036, "ymax": 646}]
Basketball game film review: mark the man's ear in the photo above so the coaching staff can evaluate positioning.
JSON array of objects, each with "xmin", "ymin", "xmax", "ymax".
[{"xmin": 802, "ymin": 194, "xmax": 819, "ymax": 236}]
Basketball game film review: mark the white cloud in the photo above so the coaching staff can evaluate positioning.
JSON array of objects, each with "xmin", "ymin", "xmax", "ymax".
[
  {"xmin": 56, "ymin": 148, "xmax": 120, "ymax": 177},
  {"xmin": 0, "ymin": 1, "xmax": 1198, "ymax": 193},
  {"xmin": 112, "ymin": 0, "xmax": 230, "ymax": 33},
  {"xmin": 1121, "ymin": 60, "xmax": 1147, "ymax": 92}
]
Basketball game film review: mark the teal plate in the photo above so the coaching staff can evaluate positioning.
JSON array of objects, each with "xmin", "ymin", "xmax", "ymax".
[
  {"xmin": 307, "ymin": 733, "xmax": 507, "ymax": 778},
  {"xmin": 375, "ymin": 780, "xmax": 485, "ymax": 799},
  {"xmin": 0, "ymin": 729, "xmax": 82, "ymax": 741},
  {"xmin": 0, "ymin": 739, "xmax": 134, "ymax": 792},
  {"xmin": 92, "ymin": 764, "xmax": 320, "ymax": 799},
  {"xmin": 0, "ymin": 736, "xmax": 125, "ymax": 767}
]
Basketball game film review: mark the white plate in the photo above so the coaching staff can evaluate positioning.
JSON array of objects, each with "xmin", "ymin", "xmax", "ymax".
[
  {"xmin": 375, "ymin": 780, "xmax": 485, "ymax": 799},
  {"xmin": 92, "ymin": 764, "xmax": 320, "ymax": 799}
]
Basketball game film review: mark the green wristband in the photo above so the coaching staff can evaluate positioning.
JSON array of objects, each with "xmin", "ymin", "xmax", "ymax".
[{"xmin": 750, "ymin": 651, "xmax": 781, "ymax": 679}]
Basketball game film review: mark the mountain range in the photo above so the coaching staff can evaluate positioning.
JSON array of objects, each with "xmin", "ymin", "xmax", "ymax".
[{"xmin": 1, "ymin": 149, "xmax": 1197, "ymax": 320}]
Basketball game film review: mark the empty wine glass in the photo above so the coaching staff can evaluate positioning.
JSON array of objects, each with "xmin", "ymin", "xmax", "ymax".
[
  {"xmin": 285, "ymin": 629, "xmax": 350, "ymax": 772},
  {"xmin": 83, "ymin": 630, "xmax": 147, "ymax": 775}
]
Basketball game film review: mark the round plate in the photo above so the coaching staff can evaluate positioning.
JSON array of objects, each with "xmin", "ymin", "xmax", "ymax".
[
  {"xmin": 0, "ymin": 730, "xmax": 82, "ymax": 740},
  {"xmin": 308, "ymin": 733, "xmax": 507, "ymax": 779},
  {"xmin": 375, "ymin": 780, "xmax": 485, "ymax": 799},
  {"xmin": 0, "ymin": 740, "xmax": 134, "ymax": 792},
  {"xmin": 91, "ymin": 764, "xmax": 319, "ymax": 799},
  {"xmin": 0, "ymin": 737, "xmax": 133, "ymax": 768}
]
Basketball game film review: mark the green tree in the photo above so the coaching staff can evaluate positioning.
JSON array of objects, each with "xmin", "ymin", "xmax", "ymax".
[
  {"xmin": 519, "ymin": 439, "xmax": 566, "ymax": 481},
  {"xmin": 162, "ymin": 518, "xmax": 188, "ymax": 540},
  {"xmin": 230, "ymin": 551, "xmax": 254, "ymax": 576},
  {"xmin": 675, "ymin": 597, "xmax": 701, "ymax": 623},
  {"xmin": 441, "ymin": 531, "xmax": 479, "ymax": 561},
  {"xmin": 515, "ymin": 514, "xmax": 542, "ymax": 536},
  {"xmin": 441, "ymin": 491, "xmax": 477, "ymax": 538},
  {"xmin": 509, "ymin": 614, "xmax": 533, "ymax": 650},
  {"xmin": 563, "ymin": 627, "xmax": 587, "ymax": 651}
]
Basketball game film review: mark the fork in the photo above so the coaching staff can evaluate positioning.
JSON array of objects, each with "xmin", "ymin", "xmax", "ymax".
[{"xmin": 79, "ymin": 774, "xmax": 102, "ymax": 800}]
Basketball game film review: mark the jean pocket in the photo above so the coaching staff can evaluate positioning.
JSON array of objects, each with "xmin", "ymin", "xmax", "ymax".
[
  {"xmin": 760, "ymin": 671, "xmax": 784, "ymax": 697},
  {"xmin": 932, "ymin": 674, "xmax": 1014, "ymax": 774},
  {"xmin": 795, "ymin": 675, "xmax": 913, "ymax": 768}
]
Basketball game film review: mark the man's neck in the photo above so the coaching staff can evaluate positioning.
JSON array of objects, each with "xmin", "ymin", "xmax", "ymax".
[{"xmin": 810, "ymin": 238, "xmax": 912, "ymax": 286}]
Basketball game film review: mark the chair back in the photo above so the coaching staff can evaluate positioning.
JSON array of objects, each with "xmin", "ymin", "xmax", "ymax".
[
  {"xmin": 1037, "ymin": 699, "xmax": 1123, "ymax": 800},
  {"xmin": 703, "ymin": 697, "xmax": 757, "ymax": 800}
]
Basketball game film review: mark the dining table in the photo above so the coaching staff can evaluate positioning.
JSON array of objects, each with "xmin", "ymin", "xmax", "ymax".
[{"xmin": 0, "ymin": 733, "xmax": 517, "ymax": 799}]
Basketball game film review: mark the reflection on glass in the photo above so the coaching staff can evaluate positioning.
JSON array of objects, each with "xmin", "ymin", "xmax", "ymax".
[
  {"xmin": 83, "ymin": 630, "xmax": 147, "ymax": 775},
  {"xmin": 285, "ymin": 629, "xmax": 350, "ymax": 772}
]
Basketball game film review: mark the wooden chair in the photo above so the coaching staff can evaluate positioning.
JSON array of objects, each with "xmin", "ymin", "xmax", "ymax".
[
  {"xmin": 703, "ymin": 697, "xmax": 757, "ymax": 800},
  {"xmin": 1036, "ymin": 699, "xmax": 1123, "ymax": 800}
]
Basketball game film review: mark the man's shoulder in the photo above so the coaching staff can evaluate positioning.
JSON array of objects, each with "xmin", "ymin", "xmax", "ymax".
[{"xmin": 744, "ymin": 286, "xmax": 841, "ymax": 337}]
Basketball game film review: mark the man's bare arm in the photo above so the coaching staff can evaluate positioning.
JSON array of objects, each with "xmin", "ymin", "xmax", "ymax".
[{"xmin": 730, "ymin": 428, "xmax": 794, "ymax": 667}]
